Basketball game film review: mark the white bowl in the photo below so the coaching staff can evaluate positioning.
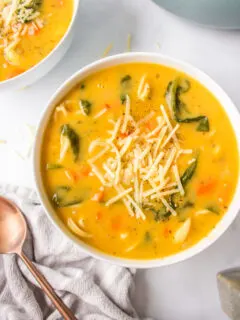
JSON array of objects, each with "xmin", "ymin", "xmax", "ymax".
[
  {"xmin": 0, "ymin": 0, "xmax": 80, "ymax": 92},
  {"xmin": 33, "ymin": 52, "xmax": 240, "ymax": 268}
]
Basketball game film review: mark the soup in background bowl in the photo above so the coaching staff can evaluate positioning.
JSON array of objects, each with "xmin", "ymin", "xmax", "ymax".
[
  {"xmin": 34, "ymin": 53, "xmax": 240, "ymax": 268},
  {"xmin": 0, "ymin": 0, "xmax": 79, "ymax": 91}
]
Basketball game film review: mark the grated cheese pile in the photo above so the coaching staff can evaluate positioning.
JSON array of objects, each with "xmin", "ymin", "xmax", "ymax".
[
  {"xmin": 88, "ymin": 96, "xmax": 192, "ymax": 220},
  {"xmin": 0, "ymin": 0, "xmax": 44, "ymax": 65}
]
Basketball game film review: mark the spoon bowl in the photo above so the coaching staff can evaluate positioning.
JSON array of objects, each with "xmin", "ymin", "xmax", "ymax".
[
  {"xmin": 0, "ymin": 195, "xmax": 77, "ymax": 320},
  {"xmin": 0, "ymin": 196, "xmax": 26, "ymax": 254}
]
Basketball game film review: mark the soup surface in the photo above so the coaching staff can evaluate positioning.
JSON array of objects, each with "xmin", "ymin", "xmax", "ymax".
[
  {"xmin": 0, "ymin": 0, "xmax": 73, "ymax": 81},
  {"xmin": 41, "ymin": 63, "xmax": 239, "ymax": 259}
]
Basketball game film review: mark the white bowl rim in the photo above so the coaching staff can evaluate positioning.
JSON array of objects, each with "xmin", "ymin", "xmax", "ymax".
[
  {"xmin": 33, "ymin": 52, "xmax": 240, "ymax": 269},
  {"xmin": 0, "ymin": 0, "xmax": 80, "ymax": 86}
]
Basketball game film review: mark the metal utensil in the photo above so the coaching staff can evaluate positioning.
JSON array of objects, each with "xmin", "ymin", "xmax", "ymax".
[
  {"xmin": 218, "ymin": 268, "xmax": 240, "ymax": 319},
  {"xmin": 0, "ymin": 196, "xmax": 78, "ymax": 320}
]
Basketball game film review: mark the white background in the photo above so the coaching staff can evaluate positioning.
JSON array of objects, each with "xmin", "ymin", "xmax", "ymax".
[{"xmin": 1, "ymin": 0, "xmax": 240, "ymax": 319}]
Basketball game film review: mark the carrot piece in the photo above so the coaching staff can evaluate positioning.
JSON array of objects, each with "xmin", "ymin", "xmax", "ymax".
[
  {"xmin": 119, "ymin": 132, "xmax": 129, "ymax": 138},
  {"xmin": 145, "ymin": 119, "xmax": 156, "ymax": 130},
  {"xmin": 91, "ymin": 191, "xmax": 104, "ymax": 202},
  {"xmin": 96, "ymin": 211, "xmax": 103, "ymax": 221},
  {"xmin": 65, "ymin": 169, "xmax": 79, "ymax": 182},
  {"xmin": 6, "ymin": 68, "xmax": 25, "ymax": 79},
  {"xmin": 80, "ymin": 164, "xmax": 91, "ymax": 177},
  {"xmin": 56, "ymin": 0, "xmax": 64, "ymax": 6},
  {"xmin": 197, "ymin": 179, "xmax": 217, "ymax": 195},
  {"xmin": 163, "ymin": 227, "xmax": 169, "ymax": 238},
  {"xmin": 111, "ymin": 216, "xmax": 122, "ymax": 231}
]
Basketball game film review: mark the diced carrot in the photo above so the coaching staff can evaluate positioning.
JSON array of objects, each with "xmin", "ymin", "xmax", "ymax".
[
  {"xmin": 65, "ymin": 169, "xmax": 79, "ymax": 182},
  {"xmin": 197, "ymin": 179, "xmax": 217, "ymax": 195},
  {"xmin": 80, "ymin": 164, "xmax": 91, "ymax": 177},
  {"xmin": 163, "ymin": 227, "xmax": 169, "ymax": 238},
  {"xmin": 6, "ymin": 68, "xmax": 25, "ymax": 79},
  {"xmin": 91, "ymin": 191, "xmax": 104, "ymax": 202},
  {"xmin": 145, "ymin": 119, "xmax": 156, "ymax": 130},
  {"xmin": 96, "ymin": 211, "xmax": 103, "ymax": 221},
  {"xmin": 119, "ymin": 132, "xmax": 129, "ymax": 138},
  {"xmin": 28, "ymin": 25, "xmax": 41, "ymax": 36},
  {"xmin": 111, "ymin": 216, "xmax": 122, "ymax": 231},
  {"xmin": 55, "ymin": 0, "xmax": 64, "ymax": 7}
]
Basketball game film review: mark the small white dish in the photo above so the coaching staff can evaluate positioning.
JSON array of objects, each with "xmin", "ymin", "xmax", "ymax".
[
  {"xmin": 33, "ymin": 52, "xmax": 240, "ymax": 268},
  {"xmin": 0, "ymin": 0, "xmax": 80, "ymax": 92}
]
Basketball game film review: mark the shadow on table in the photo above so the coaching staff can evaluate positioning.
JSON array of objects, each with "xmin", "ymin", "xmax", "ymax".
[{"xmin": 132, "ymin": 213, "xmax": 240, "ymax": 320}]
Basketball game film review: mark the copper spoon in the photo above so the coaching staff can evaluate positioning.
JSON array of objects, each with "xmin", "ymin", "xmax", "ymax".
[{"xmin": 0, "ymin": 196, "xmax": 78, "ymax": 320}]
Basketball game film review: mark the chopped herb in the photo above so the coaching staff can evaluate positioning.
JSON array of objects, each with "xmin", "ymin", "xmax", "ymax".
[
  {"xmin": 144, "ymin": 231, "xmax": 152, "ymax": 242},
  {"xmin": 80, "ymin": 100, "xmax": 92, "ymax": 115},
  {"xmin": 121, "ymin": 75, "xmax": 131, "ymax": 85},
  {"xmin": 46, "ymin": 163, "xmax": 63, "ymax": 170},
  {"xmin": 60, "ymin": 124, "xmax": 80, "ymax": 161},
  {"xmin": 165, "ymin": 78, "xmax": 209, "ymax": 131},
  {"xmin": 196, "ymin": 117, "xmax": 210, "ymax": 132},
  {"xmin": 120, "ymin": 94, "xmax": 126, "ymax": 105},
  {"xmin": 80, "ymin": 83, "xmax": 85, "ymax": 90},
  {"xmin": 16, "ymin": 0, "xmax": 42, "ymax": 23},
  {"xmin": 143, "ymin": 204, "xmax": 171, "ymax": 221}
]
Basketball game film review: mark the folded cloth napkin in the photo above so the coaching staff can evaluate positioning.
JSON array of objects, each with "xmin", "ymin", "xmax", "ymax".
[{"xmin": 0, "ymin": 185, "xmax": 145, "ymax": 320}]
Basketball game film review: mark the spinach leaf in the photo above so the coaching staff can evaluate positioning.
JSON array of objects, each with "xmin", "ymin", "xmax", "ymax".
[
  {"xmin": 196, "ymin": 117, "xmax": 209, "ymax": 132},
  {"xmin": 60, "ymin": 124, "xmax": 80, "ymax": 161},
  {"xmin": 144, "ymin": 231, "xmax": 152, "ymax": 243},
  {"xmin": 121, "ymin": 75, "xmax": 131, "ymax": 85},
  {"xmin": 52, "ymin": 186, "xmax": 82, "ymax": 208},
  {"xmin": 120, "ymin": 94, "xmax": 126, "ymax": 105},
  {"xmin": 165, "ymin": 78, "xmax": 209, "ymax": 131},
  {"xmin": 206, "ymin": 205, "xmax": 220, "ymax": 215},
  {"xmin": 182, "ymin": 201, "xmax": 194, "ymax": 209},
  {"xmin": 80, "ymin": 100, "xmax": 92, "ymax": 115},
  {"xmin": 80, "ymin": 83, "xmax": 85, "ymax": 90},
  {"xmin": 181, "ymin": 159, "xmax": 198, "ymax": 187},
  {"xmin": 52, "ymin": 195, "xmax": 82, "ymax": 208},
  {"xmin": 170, "ymin": 158, "xmax": 198, "ymax": 209},
  {"xmin": 56, "ymin": 186, "xmax": 72, "ymax": 192},
  {"xmin": 143, "ymin": 204, "xmax": 171, "ymax": 222},
  {"xmin": 46, "ymin": 163, "xmax": 63, "ymax": 170}
]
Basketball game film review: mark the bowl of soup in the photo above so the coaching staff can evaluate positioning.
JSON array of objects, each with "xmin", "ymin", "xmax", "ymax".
[
  {"xmin": 34, "ymin": 53, "xmax": 240, "ymax": 268},
  {"xmin": 0, "ymin": 0, "xmax": 79, "ymax": 91}
]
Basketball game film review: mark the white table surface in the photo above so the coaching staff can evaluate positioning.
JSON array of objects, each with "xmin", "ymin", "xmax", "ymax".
[{"xmin": 1, "ymin": 0, "xmax": 240, "ymax": 318}]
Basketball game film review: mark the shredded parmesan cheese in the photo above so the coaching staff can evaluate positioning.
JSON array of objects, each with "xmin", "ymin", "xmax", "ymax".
[
  {"xmin": 87, "ymin": 101, "xmax": 187, "ymax": 220},
  {"xmin": 173, "ymin": 164, "xmax": 184, "ymax": 196},
  {"xmin": 105, "ymin": 187, "xmax": 133, "ymax": 206},
  {"xmin": 94, "ymin": 108, "xmax": 107, "ymax": 120},
  {"xmin": 102, "ymin": 43, "xmax": 113, "ymax": 57},
  {"xmin": 161, "ymin": 197, "xmax": 177, "ymax": 216}
]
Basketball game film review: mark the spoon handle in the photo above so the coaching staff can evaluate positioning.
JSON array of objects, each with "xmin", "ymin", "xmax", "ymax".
[{"xmin": 19, "ymin": 251, "xmax": 78, "ymax": 320}]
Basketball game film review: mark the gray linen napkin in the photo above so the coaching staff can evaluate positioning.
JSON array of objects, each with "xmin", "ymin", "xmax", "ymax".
[{"xmin": 0, "ymin": 185, "xmax": 144, "ymax": 320}]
